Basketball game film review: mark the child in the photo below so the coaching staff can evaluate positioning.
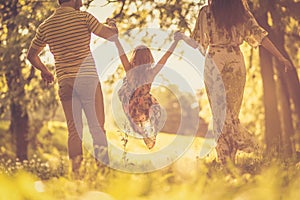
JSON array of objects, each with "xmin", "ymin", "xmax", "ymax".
[{"xmin": 109, "ymin": 19, "xmax": 182, "ymax": 149}]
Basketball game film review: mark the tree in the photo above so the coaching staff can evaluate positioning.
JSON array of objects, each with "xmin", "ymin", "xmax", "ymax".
[
  {"xmin": 0, "ymin": 0, "xmax": 58, "ymax": 160},
  {"xmin": 108, "ymin": 0, "xmax": 204, "ymax": 32},
  {"xmin": 254, "ymin": 0, "xmax": 300, "ymax": 157}
]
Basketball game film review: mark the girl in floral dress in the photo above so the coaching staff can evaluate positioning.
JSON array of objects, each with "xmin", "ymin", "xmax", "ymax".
[
  {"xmin": 179, "ymin": 0, "xmax": 292, "ymax": 163},
  {"xmin": 111, "ymin": 25, "xmax": 181, "ymax": 149}
]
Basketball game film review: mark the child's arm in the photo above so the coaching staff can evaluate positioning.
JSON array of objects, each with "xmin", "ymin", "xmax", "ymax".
[
  {"xmin": 114, "ymin": 38, "xmax": 131, "ymax": 72},
  {"xmin": 177, "ymin": 31, "xmax": 206, "ymax": 55},
  {"xmin": 107, "ymin": 18, "xmax": 131, "ymax": 72},
  {"xmin": 152, "ymin": 36, "xmax": 180, "ymax": 77}
]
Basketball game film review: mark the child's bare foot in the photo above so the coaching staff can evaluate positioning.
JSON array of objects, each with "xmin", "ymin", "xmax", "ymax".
[{"xmin": 143, "ymin": 137, "xmax": 156, "ymax": 149}]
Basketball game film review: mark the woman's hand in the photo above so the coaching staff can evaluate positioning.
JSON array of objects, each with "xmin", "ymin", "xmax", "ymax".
[
  {"xmin": 261, "ymin": 37, "xmax": 293, "ymax": 72},
  {"xmin": 279, "ymin": 57, "xmax": 293, "ymax": 72},
  {"xmin": 174, "ymin": 31, "xmax": 184, "ymax": 41},
  {"xmin": 174, "ymin": 31, "xmax": 199, "ymax": 49}
]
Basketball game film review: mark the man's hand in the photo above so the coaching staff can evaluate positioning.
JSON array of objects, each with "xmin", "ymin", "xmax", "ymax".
[
  {"xmin": 41, "ymin": 70, "xmax": 54, "ymax": 86},
  {"xmin": 96, "ymin": 18, "xmax": 119, "ymax": 41},
  {"xmin": 106, "ymin": 18, "xmax": 116, "ymax": 27},
  {"xmin": 105, "ymin": 18, "xmax": 118, "ymax": 42}
]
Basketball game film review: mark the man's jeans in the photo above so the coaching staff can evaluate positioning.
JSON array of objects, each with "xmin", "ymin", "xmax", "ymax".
[{"xmin": 58, "ymin": 77, "xmax": 109, "ymax": 166}]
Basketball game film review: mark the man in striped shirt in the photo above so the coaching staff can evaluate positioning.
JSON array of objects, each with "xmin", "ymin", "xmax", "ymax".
[{"xmin": 27, "ymin": 0, "xmax": 118, "ymax": 173}]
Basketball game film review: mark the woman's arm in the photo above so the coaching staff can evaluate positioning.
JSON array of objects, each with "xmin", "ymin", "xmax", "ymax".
[
  {"xmin": 176, "ymin": 31, "xmax": 206, "ymax": 55},
  {"xmin": 261, "ymin": 37, "xmax": 293, "ymax": 72},
  {"xmin": 181, "ymin": 34, "xmax": 199, "ymax": 49},
  {"xmin": 151, "ymin": 39, "xmax": 179, "ymax": 77}
]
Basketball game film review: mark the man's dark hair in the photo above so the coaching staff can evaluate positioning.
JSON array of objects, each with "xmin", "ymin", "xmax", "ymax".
[{"xmin": 58, "ymin": 0, "xmax": 71, "ymax": 5}]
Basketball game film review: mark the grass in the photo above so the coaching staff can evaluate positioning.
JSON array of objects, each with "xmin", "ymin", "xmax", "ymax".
[
  {"xmin": 0, "ymin": 121, "xmax": 300, "ymax": 200},
  {"xmin": 1, "ymin": 157, "xmax": 300, "ymax": 200}
]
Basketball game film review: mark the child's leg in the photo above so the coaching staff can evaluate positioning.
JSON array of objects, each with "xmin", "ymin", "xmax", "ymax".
[
  {"xmin": 149, "ymin": 104, "xmax": 164, "ymax": 134},
  {"xmin": 123, "ymin": 111, "xmax": 148, "ymax": 139},
  {"xmin": 122, "ymin": 101, "xmax": 157, "ymax": 149}
]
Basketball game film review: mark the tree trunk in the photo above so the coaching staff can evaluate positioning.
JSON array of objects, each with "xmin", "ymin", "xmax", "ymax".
[
  {"xmin": 271, "ymin": 30, "xmax": 295, "ymax": 156},
  {"xmin": 259, "ymin": 47, "xmax": 281, "ymax": 156},
  {"xmin": 10, "ymin": 102, "xmax": 29, "ymax": 161},
  {"xmin": 257, "ymin": 11, "xmax": 282, "ymax": 156},
  {"xmin": 5, "ymin": 62, "xmax": 30, "ymax": 161},
  {"xmin": 6, "ymin": 67, "xmax": 30, "ymax": 161},
  {"xmin": 268, "ymin": 6, "xmax": 300, "ymax": 148},
  {"xmin": 4, "ymin": 1, "xmax": 30, "ymax": 161},
  {"xmin": 276, "ymin": 72, "xmax": 294, "ymax": 156}
]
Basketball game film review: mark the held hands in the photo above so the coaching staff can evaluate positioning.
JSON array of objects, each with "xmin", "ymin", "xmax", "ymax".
[
  {"xmin": 174, "ymin": 31, "xmax": 184, "ymax": 42},
  {"xmin": 106, "ymin": 18, "xmax": 118, "ymax": 42},
  {"xmin": 106, "ymin": 18, "xmax": 117, "ymax": 27},
  {"xmin": 174, "ymin": 31, "xmax": 199, "ymax": 49}
]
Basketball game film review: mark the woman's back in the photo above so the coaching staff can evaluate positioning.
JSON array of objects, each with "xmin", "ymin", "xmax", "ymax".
[{"xmin": 192, "ymin": 5, "xmax": 268, "ymax": 50}]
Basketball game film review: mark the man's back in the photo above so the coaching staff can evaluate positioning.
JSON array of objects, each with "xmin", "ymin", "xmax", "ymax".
[
  {"xmin": 27, "ymin": 0, "xmax": 118, "ymax": 172},
  {"xmin": 31, "ymin": 6, "xmax": 103, "ymax": 81}
]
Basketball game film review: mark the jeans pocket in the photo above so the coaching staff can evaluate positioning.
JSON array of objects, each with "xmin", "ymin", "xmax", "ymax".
[{"xmin": 58, "ymin": 79, "xmax": 73, "ymax": 101}]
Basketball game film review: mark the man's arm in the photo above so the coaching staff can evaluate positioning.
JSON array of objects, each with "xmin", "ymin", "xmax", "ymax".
[
  {"xmin": 27, "ymin": 46, "xmax": 54, "ymax": 84},
  {"xmin": 85, "ymin": 13, "xmax": 118, "ymax": 41},
  {"xmin": 94, "ymin": 25, "xmax": 118, "ymax": 41}
]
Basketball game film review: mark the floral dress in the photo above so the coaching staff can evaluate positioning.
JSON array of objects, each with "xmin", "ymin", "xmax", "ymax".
[
  {"xmin": 192, "ymin": 6, "xmax": 268, "ymax": 163},
  {"xmin": 118, "ymin": 66, "xmax": 162, "ymax": 148}
]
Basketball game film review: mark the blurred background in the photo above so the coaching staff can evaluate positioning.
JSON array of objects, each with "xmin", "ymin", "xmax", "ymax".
[
  {"xmin": 1, "ymin": 0, "xmax": 299, "ymax": 162},
  {"xmin": 0, "ymin": 0, "xmax": 300, "ymax": 199}
]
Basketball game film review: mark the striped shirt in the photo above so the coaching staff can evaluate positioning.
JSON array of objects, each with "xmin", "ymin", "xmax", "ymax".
[{"xmin": 31, "ymin": 6, "xmax": 103, "ymax": 81}]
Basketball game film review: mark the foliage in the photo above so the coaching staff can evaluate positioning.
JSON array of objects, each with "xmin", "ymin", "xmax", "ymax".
[
  {"xmin": 1, "ymin": 152, "xmax": 300, "ymax": 200},
  {"xmin": 110, "ymin": 0, "xmax": 205, "ymax": 33},
  {"xmin": 0, "ymin": 0, "xmax": 60, "ymax": 160},
  {"xmin": 0, "ymin": 0, "xmax": 59, "ymax": 119},
  {"xmin": 0, "ymin": 119, "xmax": 299, "ymax": 200}
]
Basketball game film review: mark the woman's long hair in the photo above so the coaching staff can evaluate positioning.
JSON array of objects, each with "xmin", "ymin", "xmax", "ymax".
[{"xmin": 210, "ymin": 0, "xmax": 249, "ymax": 31}]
